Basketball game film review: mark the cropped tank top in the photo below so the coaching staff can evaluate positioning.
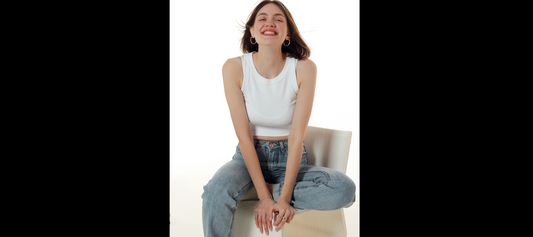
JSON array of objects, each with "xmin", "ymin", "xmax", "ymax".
[{"xmin": 240, "ymin": 52, "xmax": 299, "ymax": 137}]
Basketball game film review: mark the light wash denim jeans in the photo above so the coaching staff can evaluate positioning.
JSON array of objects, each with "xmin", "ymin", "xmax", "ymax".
[{"xmin": 201, "ymin": 139, "xmax": 356, "ymax": 237}]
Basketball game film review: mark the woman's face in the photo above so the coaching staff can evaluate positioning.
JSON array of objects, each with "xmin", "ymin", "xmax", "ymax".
[{"xmin": 250, "ymin": 3, "xmax": 290, "ymax": 47}]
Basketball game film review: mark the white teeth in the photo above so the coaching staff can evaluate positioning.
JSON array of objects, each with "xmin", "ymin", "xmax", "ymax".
[{"xmin": 263, "ymin": 31, "xmax": 276, "ymax": 35}]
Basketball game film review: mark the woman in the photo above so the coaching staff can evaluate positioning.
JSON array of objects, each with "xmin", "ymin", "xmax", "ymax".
[{"xmin": 202, "ymin": 1, "xmax": 355, "ymax": 236}]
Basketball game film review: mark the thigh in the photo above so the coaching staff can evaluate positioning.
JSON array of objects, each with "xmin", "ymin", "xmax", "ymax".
[
  {"xmin": 296, "ymin": 164, "xmax": 348, "ymax": 183},
  {"xmin": 293, "ymin": 164, "xmax": 356, "ymax": 198},
  {"xmin": 274, "ymin": 164, "xmax": 349, "ymax": 193},
  {"xmin": 203, "ymin": 159, "xmax": 253, "ymax": 200}
]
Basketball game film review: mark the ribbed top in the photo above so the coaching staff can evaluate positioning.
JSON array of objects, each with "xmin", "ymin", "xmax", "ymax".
[{"xmin": 240, "ymin": 52, "xmax": 299, "ymax": 137}]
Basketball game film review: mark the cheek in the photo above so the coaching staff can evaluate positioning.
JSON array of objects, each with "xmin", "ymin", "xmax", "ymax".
[
  {"xmin": 279, "ymin": 26, "xmax": 288, "ymax": 35},
  {"xmin": 253, "ymin": 25, "xmax": 262, "ymax": 33}
]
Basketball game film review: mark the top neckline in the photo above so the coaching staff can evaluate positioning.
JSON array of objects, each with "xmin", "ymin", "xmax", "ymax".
[{"xmin": 250, "ymin": 52, "xmax": 290, "ymax": 84}]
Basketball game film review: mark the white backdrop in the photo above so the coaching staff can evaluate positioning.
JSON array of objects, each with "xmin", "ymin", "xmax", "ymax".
[{"xmin": 170, "ymin": 0, "xmax": 359, "ymax": 236}]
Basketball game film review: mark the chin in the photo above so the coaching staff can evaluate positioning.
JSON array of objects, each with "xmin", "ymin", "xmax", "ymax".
[{"xmin": 258, "ymin": 41, "xmax": 283, "ymax": 47}]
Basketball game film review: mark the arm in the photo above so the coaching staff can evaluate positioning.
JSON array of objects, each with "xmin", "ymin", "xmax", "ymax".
[
  {"xmin": 272, "ymin": 59, "xmax": 317, "ymax": 230},
  {"xmin": 222, "ymin": 57, "xmax": 272, "ymax": 200},
  {"xmin": 222, "ymin": 57, "xmax": 275, "ymax": 234}
]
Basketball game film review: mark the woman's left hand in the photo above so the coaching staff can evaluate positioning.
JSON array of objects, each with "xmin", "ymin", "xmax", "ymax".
[{"xmin": 270, "ymin": 200, "xmax": 296, "ymax": 232}]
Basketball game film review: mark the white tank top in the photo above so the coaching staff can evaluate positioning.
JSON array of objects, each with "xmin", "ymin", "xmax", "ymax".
[{"xmin": 240, "ymin": 52, "xmax": 299, "ymax": 137}]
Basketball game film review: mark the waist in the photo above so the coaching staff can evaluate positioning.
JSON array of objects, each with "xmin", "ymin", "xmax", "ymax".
[
  {"xmin": 253, "ymin": 135, "xmax": 289, "ymax": 141},
  {"xmin": 253, "ymin": 138, "xmax": 289, "ymax": 148},
  {"xmin": 250, "ymin": 124, "xmax": 292, "ymax": 137}
]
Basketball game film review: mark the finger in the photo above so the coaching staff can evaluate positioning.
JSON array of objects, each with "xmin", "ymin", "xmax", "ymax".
[
  {"xmin": 272, "ymin": 213, "xmax": 280, "ymax": 226},
  {"xmin": 287, "ymin": 209, "xmax": 295, "ymax": 224},
  {"xmin": 275, "ymin": 215, "xmax": 287, "ymax": 232},
  {"xmin": 262, "ymin": 214, "xmax": 269, "ymax": 235},
  {"xmin": 271, "ymin": 213, "xmax": 277, "ymax": 226},
  {"xmin": 267, "ymin": 213, "xmax": 273, "ymax": 232},
  {"xmin": 259, "ymin": 215, "xmax": 264, "ymax": 234},
  {"xmin": 255, "ymin": 212, "xmax": 259, "ymax": 228},
  {"xmin": 273, "ymin": 210, "xmax": 285, "ymax": 227}
]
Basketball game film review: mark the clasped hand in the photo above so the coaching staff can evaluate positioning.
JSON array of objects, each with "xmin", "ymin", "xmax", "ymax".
[{"xmin": 255, "ymin": 198, "xmax": 296, "ymax": 235}]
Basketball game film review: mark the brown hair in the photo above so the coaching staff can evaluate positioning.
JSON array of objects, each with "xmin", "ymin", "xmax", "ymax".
[{"xmin": 240, "ymin": 0, "xmax": 310, "ymax": 60}]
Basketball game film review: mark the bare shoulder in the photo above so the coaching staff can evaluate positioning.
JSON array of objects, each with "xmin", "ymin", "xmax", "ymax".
[
  {"xmin": 296, "ymin": 58, "xmax": 317, "ymax": 86},
  {"xmin": 222, "ymin": 56, "xmax": 244, "ymax": 87},
  {"xmin": 296, "ymin": 58, "xmax": 317, "ymax": 71},
  {"xmin": 222, "ymin": 56, "xmax": 243, "ymax": 76}
]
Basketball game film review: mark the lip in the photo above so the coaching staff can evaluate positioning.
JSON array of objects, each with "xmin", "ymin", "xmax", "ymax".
[{"xmin": 261, "ymin": 29, "xmax": 278, "ymax": 36}]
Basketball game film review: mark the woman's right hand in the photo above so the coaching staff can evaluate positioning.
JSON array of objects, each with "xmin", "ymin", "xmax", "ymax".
[
  {"xmin": 270, "ymin": 200, "xmax": 296, "ymax": 232},
  {"xmin": 255, "ymin": 197, "xmax": 276, "ymax": 235}
]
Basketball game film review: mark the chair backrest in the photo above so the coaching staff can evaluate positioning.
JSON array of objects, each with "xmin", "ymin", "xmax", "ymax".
[{"xmin": 304, "ymin": 126, "xmax": 352, "ymax": 174}]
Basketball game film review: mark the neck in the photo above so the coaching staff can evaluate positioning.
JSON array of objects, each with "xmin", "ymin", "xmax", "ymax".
[{"xmin": 253, "ymin": 46, "xmax": 286, "ymax": 79}]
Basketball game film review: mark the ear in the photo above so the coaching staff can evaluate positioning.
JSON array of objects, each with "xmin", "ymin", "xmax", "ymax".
[
  {"xmin": 286, "ymin": 34, "xmax": 290, "ymax": 40},
  {"xmin": 250, "ymin": 26, "xmax": 254, "ymax": 38}
]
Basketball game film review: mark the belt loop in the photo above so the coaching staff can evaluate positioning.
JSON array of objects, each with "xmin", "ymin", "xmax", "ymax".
[{"xmin": 279, "ymin": 141, "xmax": 284, "ymax": 150}]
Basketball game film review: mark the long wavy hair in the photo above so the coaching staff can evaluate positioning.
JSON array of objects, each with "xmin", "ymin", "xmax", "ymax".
[{"xmin": 240, "ymin": 0, "xmax": 310, "ymax": 60}]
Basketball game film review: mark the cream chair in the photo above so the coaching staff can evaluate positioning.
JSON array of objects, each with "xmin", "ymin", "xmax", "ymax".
[{"xmin": 234, "ymin": 126, "xmax": 353, "ymax": 237}]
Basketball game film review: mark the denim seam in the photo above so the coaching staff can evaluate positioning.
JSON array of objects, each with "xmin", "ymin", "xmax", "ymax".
[
  {"xmin": 294, "ymin": 184, "xmax": 323, "ymax": 190},
  {"xmin": 230, "ymin": 181, "xmax": 254, "ymax": 208}
]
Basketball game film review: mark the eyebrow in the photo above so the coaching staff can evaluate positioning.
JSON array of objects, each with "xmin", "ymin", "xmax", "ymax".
[{"xmin": 257, "ymin": 13, "xmax": 285, "ymax": 18}]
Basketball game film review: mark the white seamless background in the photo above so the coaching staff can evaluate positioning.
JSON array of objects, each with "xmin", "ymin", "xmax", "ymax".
[{"xmin": 170, "ymin": 0, "xmax": 359, "ymax": 236}]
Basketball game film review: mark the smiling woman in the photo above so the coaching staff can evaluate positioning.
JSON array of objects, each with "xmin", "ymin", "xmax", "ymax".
[
  {"xmin": 241, "ymin": 0, "xmax": 310, "ymax": 61},
  {"xmin": 199, "ymin": 1, "xmax": 356, "ymax": 237},
  {"xmin": 171, "ymin": 0, "xmax": 360, "ymax": 237}
]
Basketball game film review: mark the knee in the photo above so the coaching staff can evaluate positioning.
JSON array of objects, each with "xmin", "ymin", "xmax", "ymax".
[
  {"xmin": 328, "ymin": 177, "xmax": 356, "ymax": 209},
  {"xmin": 339, "ymin": 178, "xmax": 356, "ymax": 208},
  {"xmin": 202, "ymin": 180, "xmax": 225, "ymax": 201}
]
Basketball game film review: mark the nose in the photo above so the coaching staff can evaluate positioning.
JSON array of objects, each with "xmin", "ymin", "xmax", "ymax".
[{"xmin": 266, "ymin": 19, "xmax": 275, "ymax": 27}]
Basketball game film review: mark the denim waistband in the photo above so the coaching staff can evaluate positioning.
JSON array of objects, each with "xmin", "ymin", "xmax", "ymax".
[{"xmin": 253, "ymin": 138, "xmax": 289, "ymax": 149}]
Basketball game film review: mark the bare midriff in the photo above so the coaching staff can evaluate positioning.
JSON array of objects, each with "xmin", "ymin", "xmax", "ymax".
[{"xmin": 253, "ymin": 135, "xmax": 289, "ymax": 141}]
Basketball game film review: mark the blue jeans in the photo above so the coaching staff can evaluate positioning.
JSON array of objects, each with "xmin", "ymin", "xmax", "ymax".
[{"xmin": 201, "ymin": 139, "xmax": 356, "ymax": 237}]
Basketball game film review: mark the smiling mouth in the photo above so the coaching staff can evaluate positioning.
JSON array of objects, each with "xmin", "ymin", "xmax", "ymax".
[{"xmin": 262, "ymin": 31, "xmax": 278, "ymax": 35}]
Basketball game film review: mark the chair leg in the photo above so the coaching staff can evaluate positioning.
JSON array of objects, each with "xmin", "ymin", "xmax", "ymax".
[{"xmin": 283, "ymin": 209, "xmax": 347, "ymax": 237}]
